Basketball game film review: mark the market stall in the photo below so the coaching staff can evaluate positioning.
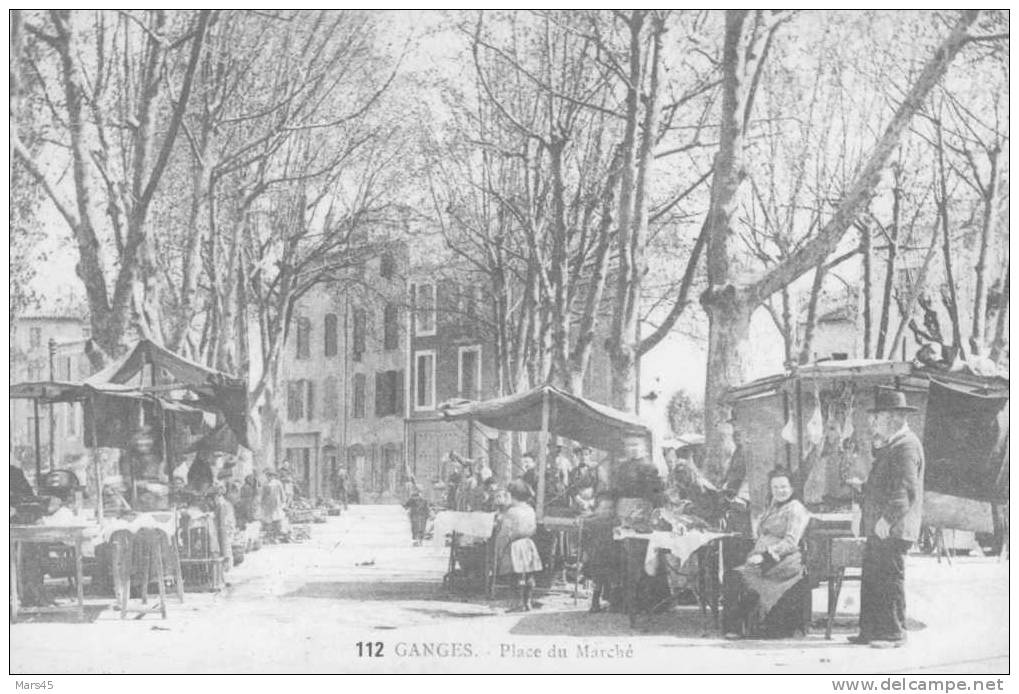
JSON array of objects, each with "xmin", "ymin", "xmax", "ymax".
[
  {"xmin": 439, "ymin": 384, "xmax": 657, "ymax": 518},
  {"xmin": 440, "ymin": 385, "xmax": 675, "ymax": 608},
  {"xmin": 723, "ymin": 360, "xmax": 1008, "ymax": 527},
  {"xmin": 723, "ymin": 359, "xmax": 1009, "ymax": 632},
  {"xmin": 9, "ymin": 341, "xmax": 250, "ymax": 612}
]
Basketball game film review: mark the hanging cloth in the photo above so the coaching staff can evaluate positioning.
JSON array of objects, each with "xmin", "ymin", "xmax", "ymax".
[
  {"xmin": 781, "ymin": 415, "xmax": 798, "ymax": 445},
  {"xmin": 805, "ymin": 390, "xmax": 824, "ymax": 448}
]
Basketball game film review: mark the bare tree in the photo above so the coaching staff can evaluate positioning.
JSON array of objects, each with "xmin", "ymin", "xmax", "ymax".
[
  {"xmin": 13, "ymin": 10, "xmax": 213, "ymax": 365},
  {"xmin": 698, "ymin": 10, "xmax": 979, "ymax": 480}
]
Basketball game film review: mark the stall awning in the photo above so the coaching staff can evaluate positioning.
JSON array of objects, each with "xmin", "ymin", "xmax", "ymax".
[
  {"xmin": 85, "ymin": 339, "xmax": 248, "ymax": 447},
  {"xmin": 10, "ymin": 380, "xmax": 145, "ymax": 404},
  {"xmin": 724, "ymin": 359, "xmax": 1009, "ymax": 403},
  {"xmin": 438, "ymin": 384, "xmax": 653, "ymax": 453}
]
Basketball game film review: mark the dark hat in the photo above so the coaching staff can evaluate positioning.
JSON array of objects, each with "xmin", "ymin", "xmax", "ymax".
[{"xmin": 868, "ymin": 388, "xmax": 917, "ymax": 413}]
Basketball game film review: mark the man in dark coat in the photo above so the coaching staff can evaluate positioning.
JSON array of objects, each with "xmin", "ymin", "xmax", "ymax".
[{"xmin": 849, "ymin": 388, "xmax": 925, "ymax": 648}]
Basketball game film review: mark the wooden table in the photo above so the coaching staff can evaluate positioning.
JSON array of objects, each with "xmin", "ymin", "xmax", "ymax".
[
  {"xmin": 616, "ymin": 531, "xmax": 747, "ymax": 630},
  {"xmin": 821, "ymin": 536, "xmax": 867, "ymax": 639},
  {"xmin": 10, "ymin": 524, "xmax": 97, "ymax": 622}
]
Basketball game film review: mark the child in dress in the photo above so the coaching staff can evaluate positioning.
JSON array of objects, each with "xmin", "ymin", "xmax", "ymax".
[{"xmin": 493, "ymin": 480, "xmax": 544, "ymax": 611}]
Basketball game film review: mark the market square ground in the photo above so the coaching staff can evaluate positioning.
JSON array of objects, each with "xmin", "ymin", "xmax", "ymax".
[{"xmin": 10, "ymin": 506, "xmax": 1008, "ymax": 674}]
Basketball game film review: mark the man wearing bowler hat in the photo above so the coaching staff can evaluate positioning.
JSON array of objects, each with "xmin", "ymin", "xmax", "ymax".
[{"xmin": 848, "ymin": 388, "xmax": 925, "ymax": 648}]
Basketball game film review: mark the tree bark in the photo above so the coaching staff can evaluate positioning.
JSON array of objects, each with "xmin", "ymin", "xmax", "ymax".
[
  {"xmin": 702, "ymin": 287, "xmax": 754, "ymax": 483},
  {"xmin": 988, "ymin": 265, "xmax": 1009, "ymax": 364},
  {"xmin": 861, "ymin": 224, "xmax": 873, "ymax": 358},
  {"xmin": 935, "ymin": 123, "xmax": 965, "ymax": 358},
  {"xmin": 889, "ymin": 219, "xmax": 941, "ymax": 358},
  {"xmin": 969, "ymin": 146, "xmax": 999, "ymax": 354},
  {"xmin": 798, "ymin": 261, "xmax": 826, "ymax": 365},
  {"xmin": 607, "ymin": 11, "xmax": 646, "ymax": 411},
  {"xmin": 875, "ymin": 183, "xmax": 901, "ymax": 358}
]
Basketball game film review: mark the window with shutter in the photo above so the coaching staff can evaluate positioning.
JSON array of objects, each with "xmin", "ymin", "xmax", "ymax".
[
  {"xmin": 353, "ymin": 373, "xmax": 366, "ymax": 419},
  {"xmin": 306, "ymin": 380, "xmax": 315, "ymax": 421},
  {"xmin": 414, "ymin": 351, "xmax": 435, "ymax": 410},
  {"xmin": 375, "ymin": 372, "xmax": 386, "ymax": 417},
  {"xmin": 296, "ymin": 317, "xmax": 311, "ymax": 359},
  {"xmin": 287, "ymin": 381, "xmax": 303, "ymax": 421},
  {"xmin": 414, "ymin": 283, "xmax": 436, "ymax": 335},
  {"xmin": 380, "ymin": 252, "xmax": 395, "ymax": 279},
  {"xmin": 383, "ymin": 303, "xmax": 399, "ymax": 350},
  {"xmin": 458, "ymin": 346, "xmax": 481, "ymax": 400},
  {"xmin": 352, "ymin": 308, "xmax": 366, "ymax": 361},
  {"xmin": 324, "ymin": 313, "xmax": 338, "ymax": 357}
]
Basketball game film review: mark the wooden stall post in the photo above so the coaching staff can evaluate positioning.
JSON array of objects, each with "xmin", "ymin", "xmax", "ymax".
[
  {"xmin": 88, "ymin": 393, "xmax": 104, "ymax": 522},
  {"xmin": 794, "ymin": 378, "xmax": 804, "ymax": 478},
  {"xmin": 33, "ymin": 398, "xmax": 42, "ymax": 488},
  {"xmin": 536, "ymin": 389, "xmax": 550, "ymax": 521}
]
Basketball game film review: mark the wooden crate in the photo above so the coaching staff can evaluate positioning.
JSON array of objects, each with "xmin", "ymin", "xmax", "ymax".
[{"xmin": 180, "ymin": 556, "xmax": 229, "ymax": 592}]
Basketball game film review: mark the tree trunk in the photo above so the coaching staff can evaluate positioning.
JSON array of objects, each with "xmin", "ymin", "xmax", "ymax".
[
  {"xmin": 861, "ymin": 224, "xmax": 873, "ymax": 358},
  {"xmin": 936, "ymin": 119, "xmax": 965, "ymax": 358},
  {"xmin": 988, "ymin": 265, "xmax": 1008, "ymax": 364},
  {"xmin": 607, "ymin": 11, "xmax": 645, "ymax": 411},
  {"xmin": 699, "ymin": 9, "xmax": 977, "ymax": 480},
  {"xmin": 798, "ymin": 261, "xmax": 826, "ymax": 365},
  {"xmin": 889, "ymin": 219, "xmax": 941, "ymax": 358},
  {"xmin": 875, "ymin": 184, "xmax": 900, "ymax": 358},
  {"xmin": 702, "ymin": 287, "xmax": 754, "ymax": 483},
  {"xmin": 970, "ymin": 147, "xmax": 998, "ymax": 354}
]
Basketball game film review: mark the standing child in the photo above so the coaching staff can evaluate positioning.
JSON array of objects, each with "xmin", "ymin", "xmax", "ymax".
[
  {"xmin": 493, "ymin": 480, "xmax": 544, "ymax": 612},
  {"xmin": 403, "ymin": 487, "xmax": 430, "ymax": 546}
]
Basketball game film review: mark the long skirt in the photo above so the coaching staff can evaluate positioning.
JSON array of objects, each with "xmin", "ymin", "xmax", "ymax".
[{"xmin": 723, "ymin": 551, "xmax": 804, "ymax": 636}]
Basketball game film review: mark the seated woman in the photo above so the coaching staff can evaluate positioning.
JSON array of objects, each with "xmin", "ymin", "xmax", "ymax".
[
  {"xmin": 723, "ymin": 468, "xmax": 811, "ymax": 639},
  {"xmin": 493, "ymin": 480, "xmax": 544, "ymax": 612}
]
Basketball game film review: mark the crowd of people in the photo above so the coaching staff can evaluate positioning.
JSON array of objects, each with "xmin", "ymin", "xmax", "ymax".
[{"xmin": 407, "ymin": 387, "xmax": 924, "ymax": 645}]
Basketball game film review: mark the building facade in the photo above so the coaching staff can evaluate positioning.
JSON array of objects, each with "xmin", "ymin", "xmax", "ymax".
[
  {"xmin": 405, "ymin": 275, "xmax": 502, "ymax": 502},
  {"xmin": 277, "ymin": 247, "xmax": 408, "ymax": 503},
  {"xmin": 10, "ymin": 314, "xmax": 93, "ymax": 478},
  {"xmin": 405, "ymin": 271, "xmax": 618, "ymax": 502}
]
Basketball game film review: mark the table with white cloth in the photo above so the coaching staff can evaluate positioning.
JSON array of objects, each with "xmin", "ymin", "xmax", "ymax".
[
  {"xmin": 433, "ymin": 511, "xmax": 498, "ymax": 596},
  {"xmin": 613, "ymin": 527, "xmax": 740, "ymax": 630}
]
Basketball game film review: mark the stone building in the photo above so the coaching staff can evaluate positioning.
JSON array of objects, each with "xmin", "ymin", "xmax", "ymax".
[
  {"xmin": 277, "ymin": 246, "xmax": 408, "ymax": 503},
  {"xmin": 9, "ymin": 313, "xmax": 93, "ymax": 478}
]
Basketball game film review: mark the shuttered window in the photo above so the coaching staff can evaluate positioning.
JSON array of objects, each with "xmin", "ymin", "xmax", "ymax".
[
  {"xmin": 353, "ymin": 373, "xmax": 366, "ymax": 419},
  {"xmin": 324, "ymin": 313, "xmax": 338, "ymax": 357},
  {"xmin": 352, "ymin": 308, "xmax": 366, "ymax": 362},
  {"xmin": 296, "ymin": 317, "xmax": 311, "ymax": 360},
  {"xmin": 383, "ymin": 303, "xmax": 399, "ymax": 351}
]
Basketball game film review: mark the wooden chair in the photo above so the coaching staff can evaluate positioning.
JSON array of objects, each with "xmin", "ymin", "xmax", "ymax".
[{"xmin": 112, "ymin": 528, "xmax": 181, "ymax": 619}]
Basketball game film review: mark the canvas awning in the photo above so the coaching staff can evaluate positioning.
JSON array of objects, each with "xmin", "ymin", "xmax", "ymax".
[
  {"xmin": 10, "ymin": 380, "xmax": 145, "ymax": 404},
  {"xmin": 85, "ymin": 339, "xmax": 248, "ymax": 448},
  {"xmin": 438, "ymin": 384, "xmax": 653, "ymax": 454}
]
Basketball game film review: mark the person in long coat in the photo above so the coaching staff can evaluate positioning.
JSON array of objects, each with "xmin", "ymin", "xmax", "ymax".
[
  {"xmin": 261, "ymin": 470, "xmax": 287, "ymax": 541},
  {"xmin": 848, "ymin": 388, "xmax": 924, "ymax": 648},
  {"xmin": 723, "ymin": 468, "xmax": 811, "ymax": 639},
  {"xmin": 493, "ymin": 480, "xmax": 544, "ymax": 612}
]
